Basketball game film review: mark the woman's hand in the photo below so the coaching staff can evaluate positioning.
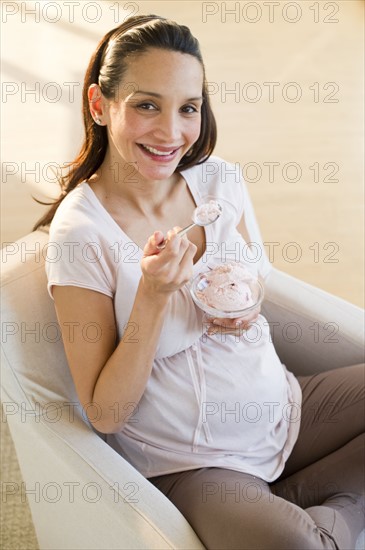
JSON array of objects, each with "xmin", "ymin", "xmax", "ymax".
[
  {"xmin": 205, "ymin": 306, "xmax": 261, "ymax": 336},
  {"xmin": 141, "ymin": 227, "xmax": 197, "ymax": 295}
]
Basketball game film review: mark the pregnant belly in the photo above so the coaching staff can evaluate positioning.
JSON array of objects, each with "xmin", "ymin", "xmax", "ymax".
[{"xmin": 126, "ymin": 316, "xmax": 296, "ymax": 456}]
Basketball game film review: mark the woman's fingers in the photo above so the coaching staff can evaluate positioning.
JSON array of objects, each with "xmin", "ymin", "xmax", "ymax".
[
  {"xmin": 213, "ymin": 306, "xmax": 261, "ymax": 327},
  {"xmin": 159, "ymin": 229, "xmax": 196, "ymax": 283},
  {"xmin": 144, "ymin": 227, "xmax": 187, "ymax": 259},
  {"xmin": 142, "ymin": 230, "xmax": 165, "ymax": 257},
  {"xmin": 206, "ymin": 307, "xmax": 261, "ymax": 335},
  {"xmin": 175, "ymin": 240, "xmax": 197, "ymax": 284},
  {"xmin": 206, "ymin": 321, "xmax": 250, "ymax": 336},
  {"xmin": 141, "ymin": 227, "xmax": 196, "ymax": 293},
  {"xmin": 165, "ymin": 227, "xmax": 187, "ymax": 255}
]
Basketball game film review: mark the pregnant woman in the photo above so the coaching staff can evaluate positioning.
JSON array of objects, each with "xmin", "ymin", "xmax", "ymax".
[{"xmin": 34, "ymin": 14, "xmax": 364, "ymax": 549}]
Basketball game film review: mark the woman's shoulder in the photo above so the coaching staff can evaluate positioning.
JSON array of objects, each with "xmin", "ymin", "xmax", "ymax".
[
  {"xmin": 49, "ymin": 182, "xmax": 101, "ymax": 240},
  {"xmin": 183, "ymin": 154, "xmax": 242, "ymax": 184},
  {"xmin": 53, "ymin": 181, "xmax": 92, "ymax": 215},
  {"xmin": 182, "ymin": 155, "xmax": 244, "ymax": 205}
]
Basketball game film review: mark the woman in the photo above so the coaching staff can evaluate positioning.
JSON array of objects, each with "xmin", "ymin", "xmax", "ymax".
[{"xmin": 34, "ymin": 14, "xmax": 364, "ymax": 549}]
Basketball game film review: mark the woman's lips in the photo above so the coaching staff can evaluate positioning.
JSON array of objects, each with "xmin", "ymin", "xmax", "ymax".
[{"xmin": 137, "ymin": 143, "xmax": 182, "ymax": 162}]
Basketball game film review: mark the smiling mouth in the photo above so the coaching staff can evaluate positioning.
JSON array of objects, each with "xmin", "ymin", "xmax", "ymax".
[{"xmin": 138, "ymin": 144, "xmax": 180, "ymax": 157}]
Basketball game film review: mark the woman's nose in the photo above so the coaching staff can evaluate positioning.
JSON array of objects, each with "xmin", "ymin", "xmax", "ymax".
[{"xmin": 154, "ymin": 111, "xmax": 181, "ymax": 143}]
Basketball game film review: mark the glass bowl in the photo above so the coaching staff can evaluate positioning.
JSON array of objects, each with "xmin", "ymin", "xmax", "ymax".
[{"xmin": 188, "ymin": 263, "xmax": 264, "ymax": 319}]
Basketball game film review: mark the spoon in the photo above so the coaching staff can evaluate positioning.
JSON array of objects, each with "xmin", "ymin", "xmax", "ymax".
[{"xmin": 157, "ymin": 200, "xmax": 222, "ymax": 250}]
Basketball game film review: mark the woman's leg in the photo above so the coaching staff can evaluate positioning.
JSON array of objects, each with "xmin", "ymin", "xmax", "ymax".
[
  {"xmin": 281, "ymin": 363, "xmax": 365, "ymax": 477},
  {"xmin": 149, "ymin": 364, "xmax": 364, "ymax": 549},
  {"xmin": 272, "ymin": 434, "xmax": 364, "ymax": 549},
  {"xmin": 272, "ymin": 363, "xmax": 365, "ymax": 548},
  {"xmin": 150, "ymin": 467, "xmax": 353, "ymax": 550}
]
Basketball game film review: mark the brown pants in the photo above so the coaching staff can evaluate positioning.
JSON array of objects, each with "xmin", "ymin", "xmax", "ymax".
[{"xmin": 149, "ymin": 364, "xmax": 365, "ymax": 549}]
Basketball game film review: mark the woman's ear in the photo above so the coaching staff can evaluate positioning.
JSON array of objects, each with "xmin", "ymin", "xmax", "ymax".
[{"xmin": 88, "ymin": 84, "xmax": 105, "ymax": 126}]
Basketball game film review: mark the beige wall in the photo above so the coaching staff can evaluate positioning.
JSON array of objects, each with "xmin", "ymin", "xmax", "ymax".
[{"xmin": 2, "ymin": 0, "xmax": 364, "ymax": 306}]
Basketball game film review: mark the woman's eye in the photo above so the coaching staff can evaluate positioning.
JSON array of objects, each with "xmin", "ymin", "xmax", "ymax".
[
  {"xmin": 181, "ymin": 105, "xmax": 199, "ymax": 114},
  {"xmin": 137, "ymin": 103, "xmax": 157, "ymax": 110}
]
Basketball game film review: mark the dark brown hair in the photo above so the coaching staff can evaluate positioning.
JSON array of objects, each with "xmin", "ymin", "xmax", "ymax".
[{"xmin": 33, "ymin": 14, "xmax": 217, "ymax": 230}]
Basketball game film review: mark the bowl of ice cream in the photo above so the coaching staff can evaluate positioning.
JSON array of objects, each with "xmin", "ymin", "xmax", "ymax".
[{"xmin": 189, "ymin": 262, "xmax": 264, "ymax": 319}]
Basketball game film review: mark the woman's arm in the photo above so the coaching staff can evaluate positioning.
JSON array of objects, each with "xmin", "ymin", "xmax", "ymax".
[{"xmin": 52, "ymin": 229, "xmax": 196, "ymax": 434}]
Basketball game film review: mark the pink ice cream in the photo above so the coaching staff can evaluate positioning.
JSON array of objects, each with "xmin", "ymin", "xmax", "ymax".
[
  {"xmin": 194, "ymin": 200, "xmax": 222, "ymax": 225},
  {"xmin": 196, "ymin": 262, "xmax": 255, "ymax": 311}
]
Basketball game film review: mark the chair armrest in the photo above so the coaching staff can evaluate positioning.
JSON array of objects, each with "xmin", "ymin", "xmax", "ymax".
[
  {"xmin": 2, "ymin": 408, "xmax": 205, "ymax": 550},
  {"xmin": 261, "ymin": 269, "xmax": 364, "ymax": 376},
  {"xmin": 1, "ymin": 351, "xmax": 204, "ymax": 550}
]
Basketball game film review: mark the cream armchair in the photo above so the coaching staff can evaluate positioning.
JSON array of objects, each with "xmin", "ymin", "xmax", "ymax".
[{"xmin": 1, "ymin": 227, "xmax": 364, "ymax": 550}]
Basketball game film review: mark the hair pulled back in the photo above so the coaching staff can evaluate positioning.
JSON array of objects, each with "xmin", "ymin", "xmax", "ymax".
[{"xmin": 33, "ymin": 14, "xmax": 217, "ymax": 230}]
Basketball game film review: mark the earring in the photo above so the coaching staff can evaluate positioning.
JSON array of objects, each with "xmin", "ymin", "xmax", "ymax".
[{"xmin": 94, "ymin": 117, "xmax": 102, "ymax": 125}]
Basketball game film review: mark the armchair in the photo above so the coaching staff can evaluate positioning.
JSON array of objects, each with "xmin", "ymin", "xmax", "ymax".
[{"xmin": 1, "ymin": 227, "xmax": 364, "ymax": 549}]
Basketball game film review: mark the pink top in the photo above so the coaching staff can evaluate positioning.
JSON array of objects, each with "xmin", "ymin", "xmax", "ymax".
[{"xmin": 45, "ymin": 156, "xmax": 302, "ymax": 481}]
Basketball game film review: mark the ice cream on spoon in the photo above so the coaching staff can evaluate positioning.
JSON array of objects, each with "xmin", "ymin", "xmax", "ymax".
[
  {"xmin": 157, "ymin": 200, "xmax": 222, "ymax": 250},
  {"xmin": 193, "ymin": 200, "xmax": 222, "ymax": 227}
]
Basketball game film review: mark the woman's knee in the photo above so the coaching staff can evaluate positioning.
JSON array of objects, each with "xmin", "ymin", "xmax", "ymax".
[{"xmin": 190, "ymin": 505, "xmax": 336, "ymax": 550}]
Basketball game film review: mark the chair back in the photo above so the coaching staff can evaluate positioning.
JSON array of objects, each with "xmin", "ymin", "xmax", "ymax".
[{"xmin": 1, "ymin": 229, "xmax": 80, "ymax": 419}]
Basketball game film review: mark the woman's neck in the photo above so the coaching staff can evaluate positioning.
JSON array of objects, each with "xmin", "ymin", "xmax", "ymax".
[{"xmin": 88, "ymin": 154, "xmax": 184, "ymax": 217}]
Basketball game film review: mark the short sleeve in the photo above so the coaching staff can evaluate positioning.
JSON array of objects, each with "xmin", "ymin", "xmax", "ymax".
[
  {"xmin": 210, "ymin": 157, "xmax": 272, "ymax": 280},
  {"xmin": 238, "ymin": 176, "xmax": 273, "ymax": 280},
  {"xmin": 45, "ymin": 222, "xmax": 114, "ymax": 301}
]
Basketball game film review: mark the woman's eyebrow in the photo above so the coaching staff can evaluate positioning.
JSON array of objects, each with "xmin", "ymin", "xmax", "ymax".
[{"xmin": 131, "ymin": 90, "xmax": 203, "ymax": 101}]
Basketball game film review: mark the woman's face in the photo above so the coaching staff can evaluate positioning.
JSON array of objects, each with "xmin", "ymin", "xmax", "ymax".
[{"xmin": 101, "ymin": 48, "xmax": 204, "ymax": 182}]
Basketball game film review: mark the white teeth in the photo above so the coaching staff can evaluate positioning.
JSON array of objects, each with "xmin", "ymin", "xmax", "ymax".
[{"xmin": 141, "ymin": 144, "xmax": 175, "ymax": 156}]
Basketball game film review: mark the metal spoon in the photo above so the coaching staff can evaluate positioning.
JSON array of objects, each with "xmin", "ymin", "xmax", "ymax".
[{"xmin": 157, "ymin": 200, "xmax": 222, "ymax": 250}]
